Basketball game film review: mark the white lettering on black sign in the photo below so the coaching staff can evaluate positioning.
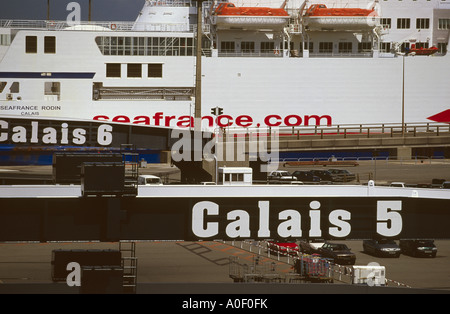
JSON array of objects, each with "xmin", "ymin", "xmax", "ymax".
[
  {"xmin": 0, "ymin": 120, "xmax": 112, "ymax": 146},
  {"xmin": 191, "ymin": 200, "xmax": 403, "ymax": 239}
]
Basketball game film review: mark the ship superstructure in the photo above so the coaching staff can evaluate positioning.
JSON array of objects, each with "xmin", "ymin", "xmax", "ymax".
[{"xmin": 0, "ymin": 0, "xmax": 449, "ymax": 132}]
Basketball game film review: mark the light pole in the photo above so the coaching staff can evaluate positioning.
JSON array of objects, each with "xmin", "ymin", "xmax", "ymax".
[
  {"xmin": 194, "ymin": 0, "xmax": 206, "ymax": 132},
  {"xmin": 401, "ymin": 54, "xmax": 405, "ymax": 136},
  {"xmin": 89, "ymin": 0, "xmax": 92, "ymax": 22}
]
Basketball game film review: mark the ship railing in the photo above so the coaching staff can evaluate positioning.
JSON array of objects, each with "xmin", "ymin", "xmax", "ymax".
[
  {"xmin": 0, "ymin": 19, "xmax": 197, "ymax": 33},
  {"xmin": 217, "ymin": 122, "xmax": 450, "ymax": 140},
  {"xmin": 147, "ymin": 0, "xmax": 193, "ymax": 7},
  {"xmin": 309, "ymin": 51, "xmax": 373, "ymax": 58},
  {"xmin": 217, "ymin": 50, "xmax": 284, "ymax": 58}
]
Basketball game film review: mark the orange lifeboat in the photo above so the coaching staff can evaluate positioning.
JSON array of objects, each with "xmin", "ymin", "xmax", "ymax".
[
  {"xmin": 303, "ymin": 4, "xmax": 379, "ymax": 31},
  {"xmin": 212, "ymin": 3, "xmax": 289, "ymax": 30},
  {"xmin": 407, "ymin": 44, "xmax": 438, "ymax": 56},
  {"xmin": 305, "ymin": 4, "xmax": 377, "ymax": 17}
]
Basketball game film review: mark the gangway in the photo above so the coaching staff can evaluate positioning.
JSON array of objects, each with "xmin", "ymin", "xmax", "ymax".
[{"xmin": 119, "ymin": 241, "xmax": 138, "ymax": 294}]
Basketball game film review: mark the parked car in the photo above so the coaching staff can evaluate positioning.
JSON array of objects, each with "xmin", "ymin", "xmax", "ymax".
[
  {"xmin": 299, "ymin": 239, "xmax": 326, "ymax": 254},
  {"xmin": 441, "ymin": 181, "xmax": 450, "ymax": 189},
  {"xmin": 309, "ymin": 170, "xmax": 335, "ymax": 182},
  {"xmin": 292, "ymin": 171, "xmax": 320, "ymax": 183},
  {"xmin": 267, "ymin": 241, "xmax": 299, "ymax": 256},
  {"xmin": 327, "ymin": 169, "xmax": 356, "ymax": 182},
  {"xmin": 399, "ymin": 239, "xmax": 437, "ymax": 257},
  {"xmin": 390, "ymin": 182, "xmax": 405, "ymax": 187},
  {"xmin": 318, "ymin": 242, "xmax": 356, "ymax": 265},
  {"xmin": 362, "ymin": 239, "xmax": 401, "ymax": 257},
  {"xmin": 137, "ymin": 175, "xmax": 163, "ymax": 185},
  {"xmin": 267, "ymin": 171, "xmax": 297, "ymax": 183}
]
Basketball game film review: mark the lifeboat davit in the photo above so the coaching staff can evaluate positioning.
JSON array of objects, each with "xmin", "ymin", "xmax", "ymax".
[
  {"xmin": 407, "ymin": 44, "xmax": 438, "ymax": 56},
  {"xmin": 303, "ymin": 4, "xmax": 380, "ymax": 31},
  {"xmin": 212, "ymin": 3, "xmax": 289, "ymax": 30}
]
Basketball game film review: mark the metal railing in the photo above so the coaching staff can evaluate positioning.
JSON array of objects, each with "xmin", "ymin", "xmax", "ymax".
[
  {"xmin": 223, "ymin": 240, "xmax": 412, "ymax": 287},
  {"xmin": 219, "ymin": 122, "xmax": 450, "ymax": 139},
  {"xmin": 217, "ymin": 51, "xmax": 284, "ymax": 58},
  {"xmin": 0, "ymin": 19, "xmax": 197, "ymax": 33}
]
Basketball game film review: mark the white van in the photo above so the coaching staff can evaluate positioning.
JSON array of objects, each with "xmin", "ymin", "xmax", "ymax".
[
  {"xmin": 352, "ymin": 265, "xmax": 386, "ymax": 286},
  {"xmin": 138, "ymin": 175, "xmax": 163, "ymax": 185}
]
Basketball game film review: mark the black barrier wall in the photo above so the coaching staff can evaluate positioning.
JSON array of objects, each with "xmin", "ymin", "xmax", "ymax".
[{"xmin": 0, "ymin": 196, "xmax": 449, "ymax": 242}]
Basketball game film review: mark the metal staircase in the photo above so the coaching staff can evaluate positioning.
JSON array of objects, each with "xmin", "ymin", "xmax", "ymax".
[
  {"xmin": 119, "ymin": 241, "xmax": 138, "ymax": 294},
  {"xmin": 120, "ymin": 144, "xmax": 139, "ymax": 196}
]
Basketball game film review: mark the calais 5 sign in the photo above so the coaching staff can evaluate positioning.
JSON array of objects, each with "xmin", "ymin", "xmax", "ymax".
[{"xmin": 191, "ymin": 199, "xmax": 403, "ymax": 240}]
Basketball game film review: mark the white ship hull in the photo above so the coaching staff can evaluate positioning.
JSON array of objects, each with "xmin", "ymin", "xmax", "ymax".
[
  {"xmin": 1, "ymin": 51, "xmax": 448, "ymax": 130},
  {"xmin": 0, "ymin": 0, "xmax": 449, "ymax": 144}
]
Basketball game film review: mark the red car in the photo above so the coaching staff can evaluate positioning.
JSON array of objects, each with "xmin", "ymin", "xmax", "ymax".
[{"xmin": 267, "ymin": 241, "xmax": 299, "ymax": 256}]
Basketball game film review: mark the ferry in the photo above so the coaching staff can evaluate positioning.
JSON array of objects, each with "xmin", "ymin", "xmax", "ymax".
[{"xmin": 0, "ymin": 0, "xmax": 449, "ymax": 163}]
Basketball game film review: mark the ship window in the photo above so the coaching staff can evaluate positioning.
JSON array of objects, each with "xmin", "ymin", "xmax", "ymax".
[
  {"xmin": 299, "ymin": 42, "xmax": 313, "ymax": 52},
  {"xmin": 127, "ymin": 64, "xmax": 142, "ymax": 78},
  {"xmin": 397, "ymin": 18, "xmax": 410, "ymax": 29},
  {"xmin": 380, "ymin": 42, "xmax": 391, "ymax": 52},
  {"xmin": 10, "ymin": 82, "xmax": 19, "ymax": 93},
  {"xmin": 260, "ymin": 42, "xmax": 274, "ymax": 53},
  {"xmin": 339, "ymin": 42, "xmax": 352, "ymax": 54},
  {"xmin": 221, "ymin": 41, "xmax": 235, "ymax": 53},
  {"xmin": 438, "ymin": 19, "xmax": 450, "ymax": 30},
  {"xmin": 358, "ymin": 42, "xmax": 372, "ymax": 52},
  {"xmin": 437, "ymin": 43, "xmax": 447, "ymax": 54},
  {"xmin": 44, "ymin": 82, "xmax": 60, "ymax": 100},
  {"xmin": 96, "ymin": 36, "xmax": 195, "ymax": 57},
  {"xmin": 0, "ymin": 82, "xmax": 6, "ymax": 93},
  {"xmin": 148, "ymin": 64, "xmax": 163, "ymax": 78},
  {"xmin": 0, "ymin": 34, "xmax": 11, "ymax": 46},
  {"xmin": 106, "ymin": 63, "xmax": 121, "ymax": 78},
  {"xmin": 241, "ymin": 41, "xmax": 255, "ymax": 53},
  {"xmin": 380, "ymin": 18, "xmax": 391, "ymax": 29},
  {"xmin": 25, "ymin": 36, "xmax": 37, "ymax": 53},
  {"xmin": 415, "ymin": 42, "xmax": 429, "ymax": 49},
  {"xmin": 416, "ymin": 18, "xmax": 430, "ymax": 29},
  {"xmin": 44, "ymin": 36, "xmax": 56, "ymax": 53},
  {"xmin": 283, "ymin": 41, "xmax": 294, "ymax": 50},
  {"xmin": 400, "ymin": 42, "xmax": 410, "ymax": 53},
  {"xmin": 319, "ymin": 42, "xmax": 333, "ymax": 53}
]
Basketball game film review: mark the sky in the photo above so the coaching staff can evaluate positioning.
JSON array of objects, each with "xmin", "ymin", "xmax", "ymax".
[{"xmin": 0, "ymin": 0, "xmax": 146, "ymax": 21}]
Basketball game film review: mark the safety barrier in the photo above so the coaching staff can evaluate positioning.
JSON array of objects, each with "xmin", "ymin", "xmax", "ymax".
[
  {"xmin": 221, "ymin": 122, "xmax": 450, "ymax": 139},
  {"xmin": 222, "ymin": 240, "xmax": 412, "ymax": 287}
]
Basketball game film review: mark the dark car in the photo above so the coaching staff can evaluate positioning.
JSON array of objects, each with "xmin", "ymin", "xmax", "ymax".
[
  {"xmin": 299, "ymin": 239, "xmax": 326, "ymax": 254},
  {"xmin": 309, "ymin": 170, "xmax": 335, "ymax": 182},
  {"xmin": 318, "ymin": 242, "xmax": 356, "ymax": 265},
  {"xmin": 399, "ymin": 239, "xmax": 437, "ymax": 257},
  {"xmin": 327, "ymin": 169, "xmax": 356, "ymax": 182},
  {"xmin": 363, "ymin": 239, "xmax": 401, "ymax": 257},
  {"xmin": 292, "ymin": 171, "xmax": 321, "ymax": 183}
]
